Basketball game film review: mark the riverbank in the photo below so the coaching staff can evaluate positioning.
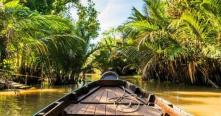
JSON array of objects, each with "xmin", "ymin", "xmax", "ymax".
[{"xmin": 0, "ymin": 88, "xmax": 66, "ymax": 96}]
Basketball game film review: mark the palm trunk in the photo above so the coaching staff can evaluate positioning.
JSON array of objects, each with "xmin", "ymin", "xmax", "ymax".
[{"xmin": 0, "ymin": 36, "xmax": 8, "ymax": 68}]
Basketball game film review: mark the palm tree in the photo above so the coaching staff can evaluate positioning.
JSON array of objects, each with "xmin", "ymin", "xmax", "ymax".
[
  {"xmin": 121, "ymin": 0, "xmax": 221, "ymax": 86},
  {"xmin": 70, "ymin": 1, "xmax": 100, "ymax": 80},
  {"xmin": 0, "ymin": 0, "xmax": 86, "ymax": 84}
]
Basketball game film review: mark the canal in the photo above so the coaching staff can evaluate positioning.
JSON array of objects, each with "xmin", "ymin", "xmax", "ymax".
[{"xmin": 0, "ymin": 75, "xmax": 221, "ymax": 116}]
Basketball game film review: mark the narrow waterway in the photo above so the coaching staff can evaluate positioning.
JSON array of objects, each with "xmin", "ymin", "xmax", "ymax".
[{"xmin": 0, "ymin": 75, "xmax": 221, "ymax": 116}]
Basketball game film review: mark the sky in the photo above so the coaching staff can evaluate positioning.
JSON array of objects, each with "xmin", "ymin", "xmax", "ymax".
[{"xmin": 71, "ymin": 0, "xmax": 144, "ymax": 33}]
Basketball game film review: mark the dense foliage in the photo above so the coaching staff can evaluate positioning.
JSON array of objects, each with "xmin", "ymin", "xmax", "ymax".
[
  {"xmin": 91, "ymin": 0, "xmax": 221, "ymax": 87},
  {"xmin": 1, "ymin": 0, "xmax": 221, "ymax": 87},
  {"xmin": 0, "ymin": 0, "xmax": 99, "ymax": 84},
  {"xmin": 115, "ymin": 0, "xmax": 221, "ymax": 86},
  {"xmin": 88, "ymin": 29, "xmax": 137, "ymax": 75}
]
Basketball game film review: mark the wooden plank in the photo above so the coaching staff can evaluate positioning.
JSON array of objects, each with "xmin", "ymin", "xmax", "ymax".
[
  {"xmin": 94, "ymin": 87, "xmax": 107, "ymax": 115},
  {"xmin": 116, "ymin": 104, "xmax": 142, "ymax": 115},
  {"xmin": 77, "ymin": 86, "xmax": 100, "ymax": 102},
  {"xmin": 116, "ymin": 105, "xmax": 140, "ymax": 116},
  {"xmin": 64, "ymin": 104, "xmax": 85, "ymax": 114},
  {"xmin": 115, "ymin": 105, "xmax": 163, "ymax": 116},
  {"xmin": 94, "ymin": 104, "xmax": 106, "ymax": 115},
  {"xmin": 65, "ymin": 87, "xmax": 163, "ymax": 116},
  {"xmin": 115, "ymin": 87, "xmax": 129, "ymax": 104},
  {"xmin": 110, "ymin": 87, "xmax": 160, "ymax": 116},
  {"xmin": 65, "ymin": 87, "xmax": 104, "ymax": 115},
  {"xmin": 65, "ymin": 104, "xmax": 162, "ymax": 115},
  {"xmin": 113, "ymin": 87, "xmax": 123, "ymax": 97},
  {"xmin": 73, "ymin": 88, "xmax": 106, "ymax": 115},
  {"xmin": 94, "ymin": 88, "xmax": 107, "ymax": 115},
  {"xmin": 78, "ymin": 88, "xmax": 103, "ymax": 114},
  {"xmin": 106, "ymin": 87, "xmax": 117, "ymax": 115},
  {"xmin": 64, "ymin": 104, "xmax": 77, "ymax": 114},
  {"xmin": 115, "ymin": 107, "xmax": 124, "ymax": 115},
  {"xmin": 81, "ymin": 87, "xmax": 142, "ymax": 104},
  {"xmin": 65, "ymin": 87, "xmax": 104, "ymax": 114},
  {"xmin": 106, "ymin": 87, "xmax": 118, "ymax": 102},
  {"xmin": 100, "ymin": 88, "xmax": 108, "ymax": 103},
  {"xmin": 105, "ymin": 104, "xmax": 116, "ymax": 115},
  {"xmin": 114, "ymin": 87, "xmax": 142, "ymax": 104},
  {"xmin": 94, "ymin": 87, "xmax": 106, "ymax": 103},
  {"xmin": 122, "ymin": 87, "xmax": 148, "ymax": 104},
  {"xmin": 82, "ymin": 87, "xmax": 105, "ymax": 103},
  {"xmin": 114, "ymin": 87, "xmax": 128, "ymax": 115},
  {"xmin": 76, "ymin": 104, "xmax": 88, "ymax": 114},
  {"xmin": 84, "ymin": 104, "xmax": 96, "ymax": 115}
]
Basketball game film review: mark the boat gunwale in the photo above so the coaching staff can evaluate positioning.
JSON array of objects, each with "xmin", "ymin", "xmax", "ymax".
[
  {"xmin": 34, "ymin": 79, "xmax": 190, "ymax": 116},
  {"xmin": 33, "ymin": 80, "xmax": 100, "ymax": 116}
]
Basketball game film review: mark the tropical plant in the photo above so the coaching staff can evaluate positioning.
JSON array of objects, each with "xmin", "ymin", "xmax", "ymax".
[
  {"xmin": 90, "ymin": 29, "xmax": 137, "ymax": 75},
  {"xmin": 0, "ymin": 0, "xmax": 99, "ymax": 85},
  {"xmin": 71, "ymin": 0, "xmax": 100, "ymax": 78},
  {"xmin": 120, "ymin": 0, "xmax": 221, "ymax": 86},
  {"xmin": 22, "ymin": 0, "xmax": 78, "ymax": 15}
]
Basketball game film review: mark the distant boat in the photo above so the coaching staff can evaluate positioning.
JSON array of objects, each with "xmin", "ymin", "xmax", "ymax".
[{"xmin": 34, "ymin": 71, "xmax": 190, "ymax": 116}]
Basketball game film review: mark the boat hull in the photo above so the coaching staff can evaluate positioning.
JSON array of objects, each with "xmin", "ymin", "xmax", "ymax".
[{"xmin": 34, "ymin": 72, "xmax": 190, "ymax": 116}]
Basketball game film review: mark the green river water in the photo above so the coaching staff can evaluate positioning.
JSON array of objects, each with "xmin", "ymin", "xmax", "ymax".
[{"xmin": 0, "ymin": 75, "xmax": 221, "ymax": 116}]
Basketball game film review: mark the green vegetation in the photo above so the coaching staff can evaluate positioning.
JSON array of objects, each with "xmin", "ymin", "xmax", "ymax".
[
  {"xmin": 0, "ymin": 0, "xmax": 99, "ymax": 85},
  {"xmin": 96, "ymin": 0, "xmax": 221, "ymax": 87},
  {"xmin": 88, "ymin": 29, "xmax": 137, "ymax": 75},
  {"xmin": 1, "ymin": 0, "xmax": 221, "ymax": 87}
]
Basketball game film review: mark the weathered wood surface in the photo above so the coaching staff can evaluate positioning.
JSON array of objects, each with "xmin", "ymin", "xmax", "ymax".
[
  {"xmin": 64, "ymin": 87, "xmax": 162, "ymax": 116},
  {"xmin": 81, "ymin": 87, "xmax": 143, "ymax": 104},
  {"xmin": 35, "ymin": 77, "xmax": 190, "ymax": 116}
]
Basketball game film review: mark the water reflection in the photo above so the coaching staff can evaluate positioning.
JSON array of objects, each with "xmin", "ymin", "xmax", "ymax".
[
  {"xmin": 0, "ymin": 76, "xmax": 221, "ymax": 116},
  {"xmin": 0, "ymin": 85, "xmax": 78, "ymax": 116},
  {"xmin": 124, "ymin": 77, "xmax": 221, "ymax": 116}
]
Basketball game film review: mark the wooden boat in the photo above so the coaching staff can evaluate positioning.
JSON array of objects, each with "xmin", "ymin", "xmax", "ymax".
[{"xmin": 34, "ymin": 71, "xmax": 191, "ymax": 116}]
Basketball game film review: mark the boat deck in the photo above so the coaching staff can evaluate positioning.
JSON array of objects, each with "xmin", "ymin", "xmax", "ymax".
[{"xmin": 64, "ymin": 87, "xmax": 162, "ymax": 116}]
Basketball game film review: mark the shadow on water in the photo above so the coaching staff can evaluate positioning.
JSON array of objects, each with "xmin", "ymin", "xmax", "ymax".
[{"xmin": 0, "ymin": 75, "xmax": 221, "ymax": 116}]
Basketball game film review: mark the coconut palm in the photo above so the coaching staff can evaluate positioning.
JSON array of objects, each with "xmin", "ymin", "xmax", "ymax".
[
  {"xmin": 121, "ymin": 0, "xmax": 221, "ymax": 86},
  {"xmin": 0, "ymin": 0, "xmax": 90, "ymax": 84}
]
